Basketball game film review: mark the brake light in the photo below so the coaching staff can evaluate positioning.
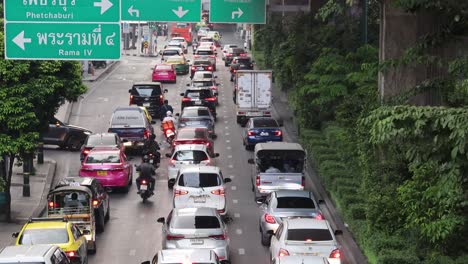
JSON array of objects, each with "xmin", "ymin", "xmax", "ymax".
[
  {"xmin": 274, "ymin": 130, "xmax": 282, "ymax": 136},
  {"xmin": 194, "ymin": 55, "xmax": 200, "ymax": 58},
  {"xmin": 240, "ymin": 53, "xmax": 246, "ymax": 56},
  {"xmin": 144, "ymin": 130, "xmax": 151, "ymax": 139},
  {"xmin": 65, "ymin": 251, "xmax": 77, "ymax": 258},
  {"xmin": 92, "ymin": 199, "xmax": 99, "ymax": 207},
  {"xmin": 207, "ymin": 66, "xmax": 213, "ymax": 71},
  {"xmin": 247, "ymin": 131, "xmax": 255, "ymax": 136},
  {"xmin": 264, "ymin": 213, "xmax": 276, "ymax": 224},
  {"xmin": 170, "ymin": 159, "xmax": 176, "ymax": 165},
  {"xmin": 182, "ymin": 97, "xmax": 192, "ymax": 102},
  {"xmin": 279, "ymin": 248, "xmax": 289, "ymax": 257},
  {"xmin": 159, "ymin": 95, "xmax": 164, "ymax": 105},
  {"xmin": 210, "ymin": 86, "xmax": 217, "ymax": 91},
  {"xmin": 174, "ymin": 188, "xmax": 188, "ymax": 196},
  {"xmin": 256, "ymin": 175, "xmax": 260, "ymax": 186},
  {"xmin": 205, "ymin": 97, "xmax": 216, "ymax": 102},
  {"xmin": 264, "ymin": 111, "xmax": 271, "ymax": 116},
  {"xmin": 141, "ymin": 179, "xmax": 147, "ymax": 184},
  {"xmin": 191, "ymin": 66, "xmax": 196, "ymax": 70},
  {"xmin": 233, "ymin": 70, "xmax": 237, "ymax": 73},
  {"xmin": 330, "ymin": 249, "xmax": 341, "ymax": 259},
  {"xmin": 83, "ymin": 148, "xmax": 91, "ymax": 155},
  {"xmin": 166, "ymin": 234, "xmax": 185, "ymax": 240},
  {"xmin": 48, "ymin": 201, "xmax": 57, "ymax": 208},
  {"xmin": 129, "ymin": 95, "xmax": 133, "ymax": 105},
  {"xmin": 211, "ymin": 188, "xmax": 225, "ymax": 196},
  {"xmin": 301, "ymin": 176, "xmax": 305, "ymax": 187},
  {"xmin": 209, "ymin": 233, "xmax": 226, "ymax": 240}
]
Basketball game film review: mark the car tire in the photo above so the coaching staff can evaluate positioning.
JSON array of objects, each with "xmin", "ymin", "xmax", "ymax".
[
  {"xmin": 88, "ymin": 240, "xmax": 96, "ymax": 254},
  {"xmin": 225, "ymin": 62, "xmax": 228, "ymax": 66},
  {"xmin": 261, "ymin": 229, "xmax": 271, "ymax": 246},
  {"xmin": 96, "ymin": 210, "xmax": 105, "ymax": 233},
  {"xmin": 67, "ymin": 135, "xmax": 83, "ymax": 151},
  {"xmin": 104, "ymin": 203, "xmax": 110, "ymax": 222}
]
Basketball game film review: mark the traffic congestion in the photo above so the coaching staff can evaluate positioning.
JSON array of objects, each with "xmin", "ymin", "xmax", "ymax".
[{"xmin": 0, "ymin": 23, "xmax": 345, "ymax": 264}]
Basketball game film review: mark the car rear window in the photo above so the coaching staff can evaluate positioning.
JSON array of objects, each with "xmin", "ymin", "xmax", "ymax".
[
  {"xmin": 156, "ymin": 65, "xmax": 172, "ymax": 70},
  {"xmin": 177, "ymin": 128, "xmax": 206, "ymax": 139},
  {"xmin": 86, "ymin": 135, "xmax": 116, "ymax": 146},
  {"xmin": 236, "ymin": 58, "xmax": 251, "ymax": 64},
  {"xmin": 132, "ymin": 86, "xmax": 162, "ymax": 96},
  {"xmin": 166, "ymin": 58, "xmax": 183, "ymax": 64},
  {"xmin": 192, "ymin": 81, "xmax": 214, "ymax": 87},
  {"xmin": 172, "ymin": 216, "xmax": 221, "ymax": 229},
  {"xmin": 85, "ymin": 153, "xmax": 121, "ymax": 164},
  {"xmin": 173, "ymin": 150, "xmax": 208, "ymax": 163},
  {"xmin": 193, "ymin": 72, "xmax": 213, "ymax": 79},
  {"xmin": 230, "ymin": 48, "xmax": 244, "ymax": 54},
  {"xmin": 163, "ymin": 50, "xmax": 179, "ymax": 56},
  {"xmin": 178, "ymin": 173, "xmax": 221, "ymax": 187},
  {"xmin": 276, "ymin": 197, "xmax": 316, "ymax": 209},
  {"xmin": 19, "ymin": 228, "xmax": 69, "ymax": 245},
  {"xmin": 253, "ymin": 119, "xmax": 279, "ymax": 128},
  {"xmin": 286, "ymin": 228, "xmax": 333, "ymax": 241},
  {"xmin": 186, "ymin": 90, "xmax": 212, "ymax": 99},
  {"xmin": 197, "ymin": 50, "xmax": 214, "ymax": 56},
  {"xmin": 193, "ymin": 60, "xmax": 211, "ymax": 66},
  {"xmin": 111, "ymin": 111, "xmax": 145, "ymax": 126},
  {"xmin": 182, "ymin": 109, "xmax": 210, "ymax": 117}
]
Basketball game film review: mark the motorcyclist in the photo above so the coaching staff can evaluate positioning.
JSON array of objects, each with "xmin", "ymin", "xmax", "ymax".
[
  {"xmin": 162, "ymin": 111, "xmax": 177, "ymax": 127},
  {"xmin": 159, "ymin": 100, "xmax": 174, "ymax": 121},
  {"xmin": 143, "ymin": 134, "xmax": 161, "ymax": 165},
  {"xmin": 136, "ymin": 155, "xmax": 156, "ymax": 194}
]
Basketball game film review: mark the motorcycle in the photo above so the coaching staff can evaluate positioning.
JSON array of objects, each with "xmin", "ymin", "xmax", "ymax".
[
  {"xmin": 161, "ymin": 120, "xmax": 176, "ymax": 144},
  {"xmin": 137, "ymin": 177, "xmax": 153, "ymax": 202}
]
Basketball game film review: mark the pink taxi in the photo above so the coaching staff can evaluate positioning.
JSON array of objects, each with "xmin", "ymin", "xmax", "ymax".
[
  {"xmin": 152, "ymin": 64, "xmax": 177, "ymax": 83},
  {"xmin": 79, "ymin": 147, "xmax": 133, "ymax": 192}
]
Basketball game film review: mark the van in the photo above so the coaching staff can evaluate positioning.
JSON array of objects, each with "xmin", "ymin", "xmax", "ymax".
[{"xmin": 0, "ymin": 245, "xmax": 70, "ymax": 264}]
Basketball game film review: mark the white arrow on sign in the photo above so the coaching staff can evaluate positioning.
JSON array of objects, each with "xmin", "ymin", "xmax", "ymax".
[
  {"xmin": 13, "ymin": 31, "xmax": 32, "ymax": 50},
  {"xmin": 172, "ymin": 6, "xmax": 189, "ymax": 18},
  {"xmin": 128, "ymin": 5, "xmax": 140, "ymax": 17},
  {"xmin": 232, "ymin": 7, "xmax": 243, "ymax": 19},
  {"xmin": 93, "ymin": 0, "xmax": 113, "ymax": 15}
]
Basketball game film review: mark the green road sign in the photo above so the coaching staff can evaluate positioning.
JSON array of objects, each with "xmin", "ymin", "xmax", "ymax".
[
  {"xmin": 5, "ymin": 22, "xmax": 121, "ymax": 60},
  {"xmin": 5, "ymin": 0, "xmax": 119, "ymax": 22},
  {"xmin": 121, "ymin": 0, "xmax": 201, "ymax": 22},
  {"xmin": 210, "ymin": 0, "xmax": 266, "ymax": 24}
]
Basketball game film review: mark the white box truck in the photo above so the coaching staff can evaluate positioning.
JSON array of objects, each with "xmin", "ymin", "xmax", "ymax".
[{"xmin": 234, "ymin": 70, "xmax": 273, "ymax": 126}]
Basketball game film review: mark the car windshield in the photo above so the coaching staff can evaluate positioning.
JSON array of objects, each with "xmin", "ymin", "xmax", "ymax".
[
  {"xmin": 182, "ymin": 109, "xmax": 211, "ymax": 118},
  {"xmin": 197, "ymin": 51, "xmax": 214, "ymax": 55},
  {"xmin": 276, "ymin": 197, "xmax": 315, "ymax": 209},
  {"xmin": 173, "ymin": 150, "xmax": 208, "ymax": 162},
  {"xmin": 186, "ymin": 90, "xmax": 212, "ymax": 99},
  {"xmin": 86, "ymin": 135, "xmax": 116, "ymax": 146},
  {"xmin": 178, "ymin": 173, "xmax": 221, "ymax": 187},
  {"xmin": 193, "ymin": 61, "xmax": 211, "ymax": 66},
  {"xmin": 192, "ymin": 81, "xmax": 214, "ymax": 87},
  {"xmin": 156, "ymin": 65, "xmax": 172, "ymax": 71},
  {"xmin": 19, "ymin": 228, "xmax": 69, "ymax": 245},
  {"xmin": 172, "ymin": 216, "xmax": 221, "ymax": 229},
  {"xmin": 111, "ymin": 111, "xmax": 145, "ymax": 126},
  {"xmin": 253, "ymin": 119, "xmax": 278, "ymax": 127},
  {"xmin": 85, "ymin": 153, "xmax": 120, "ymax": 163},
  {"xmin": 287, "ymin": 229, "xmax": 333, "ymax": 242},
  {"xmin": 132, "ymin": 86, "xmax": 162, "ymax": 96}
]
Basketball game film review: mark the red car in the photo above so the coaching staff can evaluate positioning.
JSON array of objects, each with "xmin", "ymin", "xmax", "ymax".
[
  {"xmin": 79, "ymin": 147, "xmax": 133, "ymax": 192},
  {"xmin": 152, "ymin": 64, "xmax": 176, "ymax": 83},
  {"xmin": 172, "ymin": 127, "xmax": 216, "ymax": 156}
]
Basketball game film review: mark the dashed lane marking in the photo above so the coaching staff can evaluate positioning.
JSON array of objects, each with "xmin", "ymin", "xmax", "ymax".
[
  {"xmin": 235, "ymin": 213, "xmax": 240, "ymax": 218},
  {"xmin": 226, "ymin": 140, "xmax": 230, "ymax": 143},
  {"xmin": 228, "ymin": 164, "xmax": 234, "ymax": 168},
  {"xmin": 238, "ymin": 248, "xmax": 245, "ymax": 255},
  {"xmin": 236, "ymin": 229, "xmax": 243, "ymax": 235},
  {"xmin": 225, "ymin": 133, "xmax": 230, "ymax": 136},
  {"xmin": 233, "ymin": 199, "xmax": 238, "ymax": 204},
  {"xmin": 129, "ymin": 249, "xmax": 136, "ymax": 256},
  {"xmin": 231, "ymin": 186, "xmax": 237, "ymax": 191},
  {"xmin": 227, "ymin": 146, "xmax": 232, "ymax": 150},
  {"xmin": 139, "ymin": 214, "xmax": 145, "ymax": 219}
]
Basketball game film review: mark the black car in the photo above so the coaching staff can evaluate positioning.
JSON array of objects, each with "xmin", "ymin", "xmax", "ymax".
[
  {"xmin": 190, "ymin": 59, "xmax": 214, "ymax": 78},
  {"xmin": 230, "ymin": 56, "xmax": 255, "ymax": 81},
  {"xmin": 224, "ymin": 47, "xmax": 246, "ymax": 66},
  {"xmin": 108, "ymin": 107, "xmax": 154, "ymax": 151},
  {"xmin": 180, "ymin": 88, "xmax": 217, "ymax": 118},
  {"xmin": 178, "ymin": 106, "xmax": 216, "ymax": 137},
  {"xmin": 128, "ymin": 82, "xmax": 168, "ymax": 118},
  {"xmin": 42, "ymin": 117, "xmax": 92, "ymax": 151},
  {"xmin": 54, "ymin": 177, "xmax": 110, "ymax": 233}
]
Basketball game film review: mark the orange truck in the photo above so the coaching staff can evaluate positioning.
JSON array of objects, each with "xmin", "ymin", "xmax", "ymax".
[{"xmin": 170, "ymin": 23, "xmax": 193, "ymax": 45}]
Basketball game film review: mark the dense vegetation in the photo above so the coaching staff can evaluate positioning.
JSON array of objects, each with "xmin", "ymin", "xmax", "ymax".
[
  {"xmin": 0, "ymin": 2, "xmax": 87, "ymax": 221},
  {"xmin": 253, "ymin": 0, "xmax": 467, "ymax": 263}
]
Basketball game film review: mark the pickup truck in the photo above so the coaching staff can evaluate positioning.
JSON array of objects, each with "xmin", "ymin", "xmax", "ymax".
[{"xmin": 248, "ymin": 142, "xmax": 306, "ymax": 200}]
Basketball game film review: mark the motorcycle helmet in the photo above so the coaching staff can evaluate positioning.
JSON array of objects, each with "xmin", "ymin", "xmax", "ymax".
[
  {"xmin": 166, "ymin": 111, "xmax": 173, "ymax": 117},
  {"xmin": 142, "ymin": 155, "xmax": 150, "ymax": 163}
]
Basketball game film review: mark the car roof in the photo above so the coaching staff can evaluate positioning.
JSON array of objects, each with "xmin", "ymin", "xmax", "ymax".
[
  {"xmin": 56, "ymin": 177, "xmax": 96, "ymax": 188},
  {"xmin": 23, "ymin": 220, "xmax": 69, "ymax": 230},
  {"xmin": 255, "ymin": 142, "xmax": 304, "ymax": 152},
  {"xmin": 192, "ymin": 78, "xmax": 214, "ymax": 82},
  {"xmin": 273, "ymin": 190, "xmax": 313, "ymax": 198},
  {"xmin": 172, "ymin": 37, "xmax": 185, "ymax": 40},
  {"xmin": 159, "ymin": 249, "xmax": 215, "ymax": 263},
  {"xmin": 183, "ymin": 106, "xmax": 210, "ymax": 111},
  {"xmin": 173, "ymin": 144, "xmax": 208, "ymax": 151},
  {"xmin": 285, "ymin": 218, "xmax": 331, "ymax": 230},
  {"xmin": 197, "ymin": 48, "xmax": 212, "ymax": 51},
  {"xmin": 49, "ymin": 185, "xmax": 93, "ymax": 195},
  {"xmin": 173, "ymin": 207, "xmax": 218, "ymax": 217},
  {"xmin": 0, "ymin": 245, "xmax": 58, "ymax": 261},
  {"xmin": 277, "ymin": 256, "xmax": 329, "ymax": 264},
  {"xmin": 179, "ymin": 166, "xmax": 220, "ymax": 174},
  {"xmin": 133, "ymin": 81, "xmax": 162, "ymax": 86},
  {"xmin": 114, "ymin": 106, "xmax": 144, "ymax": 112},
  {"xmin": 87, "ymin": 147, "xmax": 121, "ymax": 154},
  {"xmin": 186, "ymin": 87, "xmax": 212, "ymax": 91}
]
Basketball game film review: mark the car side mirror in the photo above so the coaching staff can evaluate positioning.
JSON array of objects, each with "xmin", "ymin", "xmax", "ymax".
[
  {"xmin": 151, "ymin": 120, "xmax": 156, "ymax": 124},
  {"xmin": 180, "ymin": 93, "xmax": 185, "ymax": 96},
  {"xmin": 334, "ymin": 230, "xmax": 343, "ymax": 236},
  {"xmin": 214, "ymin": 76, "xmax": 218, "ymax": 78},
  {"xmin": 214, "ymin": 153, "xmax": 220, "ymax": 157},
  {"xmin": 12, "ymin": 232, "xmax": 19, "ymax": 238},
  {"xmin": 82, "ymin": 230, "xmax": 91, "ymax": 235},
  {"xmin": 224, "ymin": 178, "xmax": 232, "ymax": 183},
  {"xmin": 165, "ymin": 153, "xmax": 171, "ymax": 158},
  {"xmin": 318, "ymin": 199, "xmax": 325, "ymax": 204},
  {"xmin": 186, "ymin": 60, "xmax": 190, "ymax": 62},
  {"xmin": 175, "ymin": 113, "xmax": 180, "ymax": 117},
  {"xmin": 157, "ymin": 217, "xmax": 165, "ymax": 223},
  {"xmin": 164, "ymin": 89, "xmax": 168, "ymax": 93},
  {"xmin": 277, "ymin": 119, "xmax": 284, "ymax": 127},
  {"xmin": 256, "ymin": 197, "xmax": 266, "ymax": 205},
  {"xmin": 186, "ymin": 83, "xmax": 190, "ymax": 86},
  {"xmin": 214, "ymin": 92, "xmax": 218, "ymax": 96},
  {"xmin": 216, "ymin": 83, "xmax": 220, "ymax": 86},
  {"xmin": 248, "ymin": 158, "xmax": 255, "ymax": 164},
  {"xmin": 150, "ymin": 67, "xmax": 154, "ymax": 70},
  {"xmin": 128, "ymin": 89, "xmax": 132, "ymax": 93},
  {"xmin": 141, "ymin": 262, "xmax": 151, "ymax": 264},
  {"xmin": 266, "ymin": 230, "xmax": 275, "ymax": 235},
  {"xmin": 210, "ymin": 134, "xmax": 217, "ymax": 139}
]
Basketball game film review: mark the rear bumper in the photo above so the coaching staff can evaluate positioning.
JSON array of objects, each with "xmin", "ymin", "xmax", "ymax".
[
  {"xmin": 122, "ymin": 139, "xmax": 146, "ymax": 149},
  {"xmin": 255, "ymin": 185, "xmax": 304, "ymax": 197},
  {"xmin": 246, "ymin": 136, "xmax": 282, "ymax": 145}
]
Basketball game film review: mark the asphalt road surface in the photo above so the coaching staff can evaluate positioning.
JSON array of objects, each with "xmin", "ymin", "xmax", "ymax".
[{"xmin": 44, "ymin": 24, "xmax": 353, "ymax": 264}]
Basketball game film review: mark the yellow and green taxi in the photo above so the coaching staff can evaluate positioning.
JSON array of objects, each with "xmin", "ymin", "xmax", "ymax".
[
  {"xmin": 13, "ymin": 218, "xmax": 88, "ymax": 264},
  {"xmin": 165, "ymin": 55, "xmax": 190, "ymax": 75}
]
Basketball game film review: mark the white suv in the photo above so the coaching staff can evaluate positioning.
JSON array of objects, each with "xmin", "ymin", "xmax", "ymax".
[
  {"xmin": 173, "ymin": 166, "xmax": 232, "ymax": 215},
  {"xmin": 142, "ymin": 249, "xmax": 230, "ymax": 264},
  {"xmin": 0, "ymin": 245, "xmax": 70, "ymax": 264},
  {"xmin": 165, "ymin": 144, "xmax": 219, "ymax": 188}
]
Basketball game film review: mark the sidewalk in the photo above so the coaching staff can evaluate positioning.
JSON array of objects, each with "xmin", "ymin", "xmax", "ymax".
[
  {"xmin": 0, "ymin": 61, "xmax": 116, "ymax": 250},
  {"xmin": 121, "ymin": 36, "xmax": 167, "ymax": 57}
]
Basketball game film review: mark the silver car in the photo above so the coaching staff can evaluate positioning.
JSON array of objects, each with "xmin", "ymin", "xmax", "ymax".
[
  {"xmin": 165, "ymin": 144, "xmax": 219, "ymax": 188},
  {"xmin": 173, "ymin": 166, "xmax": 232, "ymax": 215},
  {"xmin": 273, "ymin": 256, "xmax": 330, "ymax": 264},
  {"xmin": 258, "ymin": 190, "xmax": 324, "ymax": 246},
  {"xmin": 142, "ymin": 249, "xmax": 230, "ymax": 264},
  {"xmin": 157, "ymin": 208, "xmax": 230, "ymax": 261},
  {"xmin": 192, "ymin": 70, "xmax": 217, "ymax": 81},
  {"xmin": 269, "ymin": 219, "xmax": 342, "ymax": 264}
]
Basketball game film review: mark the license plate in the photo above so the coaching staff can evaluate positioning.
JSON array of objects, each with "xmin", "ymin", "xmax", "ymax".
[
  {"xmin": 194, "ymin": 100, "xmax": 202, "ymax": 105},
  {"xmin": 260, "ymin": 132, "xmax": 269, "ymax": 136},
  {"xmin": 197, "ymin": 67, "xmax": 204, "ymax": 70},
  {"xmin": 190, "ymin": 239, "xmax": 204, "ymax": 245},
  {"xmin": 247, "ymin": 112, "xmax": 263, "ymax": 116},
  {"xmin": 193, "ymin": 196, "xmax": 206, "ymax": 203},
  {"xmin": 143, "ymin": 103, "xmax": 150, "ymax": 107},
  {"xmin": 123, "ymin": 142, "xmax": 132, "ymax": 147},
  {"xmin": 97, "ymin": 171, "xmax": 107, "ymax": 176},
  {"xmin": 140, "ymin": 185, "xmax": 148, "ymax": 190}
]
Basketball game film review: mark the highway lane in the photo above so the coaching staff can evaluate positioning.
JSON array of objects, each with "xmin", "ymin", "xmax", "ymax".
[{"xmin": 44, "ymin": 24, "xmax": 354, "ymax": 264}]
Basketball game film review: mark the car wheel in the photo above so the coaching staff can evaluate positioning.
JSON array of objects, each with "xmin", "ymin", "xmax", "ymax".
[
  {"xmin": 123, "ymin": 181, "xmax": 130, "ymax": 193},
  {"xmin": 104, "ymin": 203, "xmax": 110, "ymax": 222},
  {"xmin": 67, "ymin": 135, "xmax": 83, "ymax": 151},
  {"xmin": 168, "ymin": 180, "xmax": 174, "ymax": 189},
  {"xmin": 88, "ymin": 240, "xmax": 96, "ymax": 254},
  {"xmin": 129, "ymin": 174, "xmax": 133, "ymax": 186},
  {"xmin": 261, "ymin": 229, "xmax": 271, "ymax": 246},
  {"xmin": 225, "ymin": 62, "xmax": 228, "ymax": 66},
  {"xmin": 96, "ymin": 210, "xmax": 105, "ymax": 233}
]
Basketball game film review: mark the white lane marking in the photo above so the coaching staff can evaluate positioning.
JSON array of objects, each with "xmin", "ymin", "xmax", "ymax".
[
  {"xmin": 140, "ymin": 214, "xmax": 145, "ymax": 219},
  {"xmin": 225, "ymin": 126, "xmax": 229, "ymax": 129},
  {"xmin": 228, "ymin": 155, "xmax": 232, "ymax": 159},
  {"xmin": 238, "ymin": 248, "xmax": 245, "ymax": 255},
  {"xmin": 233, "ymin": 199, "xmax": 238, "ymax": 204},
  {"xmin": 224, "ymin": 121, "xmax": 229, "ymax": 124},
  {"xmin": 227, "ymin": 146, "xmax": 232, "ymax": 150},
  {"xmin": 223, "ymin": 116, "xmax": 228, "ymax": 119},
  {"xmin": 236, "ymin": 229, "xmax": 243, "ymax": 235},
  {"xmin": 234, "ymin": 213, "xmax": 240, "ymax": 218},
  {"xmin": 225, "ymin": 133, "xmax": 230, "ymax": 136},
  {"xmin": 228, "ymin": 164, "xmax": 234, "ymax": 168},
  {"xmin": 226, "ymin": 140, "xmax": 230, "ymax": 143},
  {"xmin": 223, "ymin": 110, "xmax": 227, "ymax": 112},
  {"xmin": 229, "ymin": 175, "xmax": 235, "ymax": 179},
  {"xmin": 129, "ymin": 249, "xmax": 136, "ymax": 256},
  {"xmin": 231, "ymin": 186, "xmax": 237, "ymax": 191}
]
